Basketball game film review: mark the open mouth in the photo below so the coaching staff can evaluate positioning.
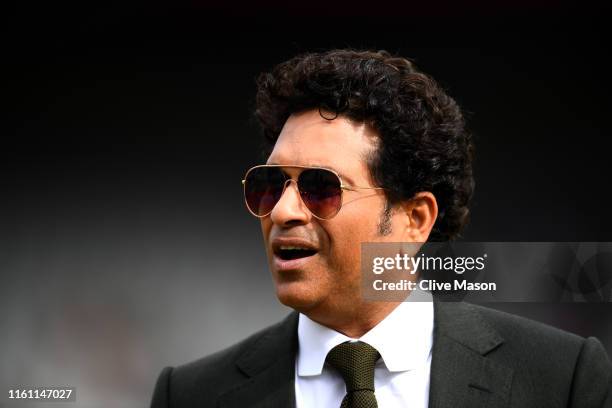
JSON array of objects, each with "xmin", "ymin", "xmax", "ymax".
[{"xmin": 276, "ymin": 246, "xmax": 318, "ymax": 261}]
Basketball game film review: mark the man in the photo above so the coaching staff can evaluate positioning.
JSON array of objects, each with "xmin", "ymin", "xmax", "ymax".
[{"xmin": 151, "ymin": 49, "xmax": 612, "ymax": 407}]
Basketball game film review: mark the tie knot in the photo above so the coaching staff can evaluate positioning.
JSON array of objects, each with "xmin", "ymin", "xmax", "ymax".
[{"xmin": 326, "ymin": 341, "xmax": 380, "ymax": 392}]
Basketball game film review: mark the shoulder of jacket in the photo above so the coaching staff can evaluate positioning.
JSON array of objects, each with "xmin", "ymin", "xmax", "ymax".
[
  {"xmin": 170, "ymin": 312, "xmax": 296, "ymax": 385},
  {"xmin": 467, "ymin": 303, "xmax": 584, "ymax": 347}
]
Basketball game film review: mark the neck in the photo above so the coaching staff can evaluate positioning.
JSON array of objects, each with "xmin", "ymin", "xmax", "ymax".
[{"xmin": 302, "ymin": 300, "xmax": 401, "ymax": 338}]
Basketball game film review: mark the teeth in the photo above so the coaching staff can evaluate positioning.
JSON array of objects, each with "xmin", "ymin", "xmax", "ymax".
[{"xmin": 280, "ymin": 246, "xmax": 310, "ymax": 250}]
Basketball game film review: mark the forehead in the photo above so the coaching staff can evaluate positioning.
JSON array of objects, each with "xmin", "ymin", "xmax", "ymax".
[{"xmin": 266, "ymin": 110, "xmax": 378, "ymax": 178}]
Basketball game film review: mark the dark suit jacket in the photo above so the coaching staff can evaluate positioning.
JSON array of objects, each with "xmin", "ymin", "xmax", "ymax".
[{"xmin": 151, "ymin": 302, "xmax": 612, "ymax": 407}]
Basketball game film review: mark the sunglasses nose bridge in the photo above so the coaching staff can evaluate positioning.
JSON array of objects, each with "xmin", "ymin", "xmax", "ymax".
[
  {"xmin": 280, "ymin": 178, "xmax": 306, "ymax": 202},
  {"xmin": 281, "ymin": 178, "xmax": 296, "ymax": 194},
  {"xmin": 268, "ymin": 177, "xmax": 311, "ymax": 220}
]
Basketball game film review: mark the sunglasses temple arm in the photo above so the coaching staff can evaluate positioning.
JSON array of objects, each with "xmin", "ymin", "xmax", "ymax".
[{"xmin": 341, "ymin": 185, "xmax": 385, "ymax": 191}]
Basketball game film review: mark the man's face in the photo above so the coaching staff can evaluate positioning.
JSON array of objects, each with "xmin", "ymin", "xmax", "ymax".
[{"xmin": 261, "ymin": 109, "xmax": 410, "ymax": 322}]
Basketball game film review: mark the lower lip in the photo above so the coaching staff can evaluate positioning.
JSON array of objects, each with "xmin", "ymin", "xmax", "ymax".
[{"xmin": 273, "ymin": 253, "xmax": 317, "ymax": 271}]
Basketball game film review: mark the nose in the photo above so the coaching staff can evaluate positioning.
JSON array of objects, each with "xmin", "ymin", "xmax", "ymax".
[{"xmin": 269, "ymin": 179, "xmax": 312, "ymax": 226}]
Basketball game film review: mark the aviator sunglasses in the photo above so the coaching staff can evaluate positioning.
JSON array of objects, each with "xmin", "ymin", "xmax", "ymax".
[{"xmin": 242, "ymin": 165, "xmax": 384, "ymax": 220}]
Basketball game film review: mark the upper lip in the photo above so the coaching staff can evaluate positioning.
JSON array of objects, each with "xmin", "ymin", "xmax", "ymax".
[{"xmin": 271, "ymin": 237, "xmax": 319, "ymax": 256}]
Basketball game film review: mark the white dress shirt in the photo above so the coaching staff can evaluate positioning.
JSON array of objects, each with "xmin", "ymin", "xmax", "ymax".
[{"xmin": 295, "ymin": 290, "xmax": 434, "ymax": 408}]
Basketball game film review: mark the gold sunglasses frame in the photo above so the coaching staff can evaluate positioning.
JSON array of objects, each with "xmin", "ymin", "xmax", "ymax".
[{"xmin": 241, "ymin": 164, "xmax": 385, "ymax": 220}]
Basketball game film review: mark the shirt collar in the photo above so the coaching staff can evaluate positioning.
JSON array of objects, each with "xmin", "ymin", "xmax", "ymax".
[{"xmin": 297, "ymin": 289, "xmax": 434, "ymax": 376}]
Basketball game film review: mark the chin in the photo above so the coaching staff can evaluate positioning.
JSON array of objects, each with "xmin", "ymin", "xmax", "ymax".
[{"xmin": 274, "ymin": 282, "xmax": 320, "ymax": 312}]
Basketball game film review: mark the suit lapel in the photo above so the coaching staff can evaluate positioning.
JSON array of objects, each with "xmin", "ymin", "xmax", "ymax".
[
  {"xmin": 218, "ymin": 312, "xmax": 299, "ymax": 408},
  {"xmin": 428, "ymin": 301, "xmax": 514, "ymax": 408}
]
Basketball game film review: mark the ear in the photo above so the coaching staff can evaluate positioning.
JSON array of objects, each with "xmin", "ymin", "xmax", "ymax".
[{"xmin": 401, "ymin": 192, "xmax": 438, "ymax": 242}]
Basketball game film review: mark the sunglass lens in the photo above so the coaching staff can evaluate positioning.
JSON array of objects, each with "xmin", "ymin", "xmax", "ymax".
[
  {"xmin": 298, "ymin": 169, "xmax": 342, "ymax": 219},
  {"xmin": 244, "ymin": 167, "xmax": 285, "ymax": 216}
]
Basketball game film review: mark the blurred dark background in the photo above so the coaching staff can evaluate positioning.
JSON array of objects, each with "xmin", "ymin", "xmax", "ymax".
[{"xmin": 3, "ymin": 2, "xmax": 612, "ymax": 407}]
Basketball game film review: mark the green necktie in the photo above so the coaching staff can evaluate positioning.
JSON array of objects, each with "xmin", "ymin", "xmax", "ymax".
[{"xmin": 326, "ymin": 341, "xmax": 380, "ymax": 408}]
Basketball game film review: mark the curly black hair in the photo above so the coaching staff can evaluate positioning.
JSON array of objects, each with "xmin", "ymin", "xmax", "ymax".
[{"xmin": 254, "ymin": 49, "xmax": 474, "ymax": 241}]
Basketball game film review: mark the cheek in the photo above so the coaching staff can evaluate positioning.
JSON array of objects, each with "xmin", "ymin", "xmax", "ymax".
[
  {"xmin": 325, "ymin": 215, "xmax": 380, "ymax": 273},
  {"xmin": 335, "ymin": 206, "xmax": 381, "ymax": 242}
]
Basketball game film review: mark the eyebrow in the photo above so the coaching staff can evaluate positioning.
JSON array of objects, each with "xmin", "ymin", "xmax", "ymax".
[
  {"xmin": 266, "ymin": 162, "xmax": 357, "ymax": 186},
  {"xmin": 310, "ymin": 163, "xmax": 357, "ymax": 185}
]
